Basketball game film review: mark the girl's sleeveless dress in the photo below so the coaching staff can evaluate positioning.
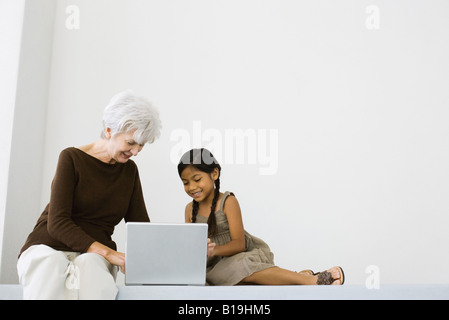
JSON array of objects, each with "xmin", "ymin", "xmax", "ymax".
[{"xmin": 195, "ymin": 191, "xmax": 276, "ymax": 285}]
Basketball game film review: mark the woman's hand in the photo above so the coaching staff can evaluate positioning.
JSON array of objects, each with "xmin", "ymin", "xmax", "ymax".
[
  {"xmin": 105, "ymin": 250, "xmax": 126, "ymax": 274},
  {"xmin": 87, "ymin": 241, "xmax": 126, "ymax": 273},
  {"xmin": 207, "ymin": 238, "xmax": 216, "ymax": 257}
]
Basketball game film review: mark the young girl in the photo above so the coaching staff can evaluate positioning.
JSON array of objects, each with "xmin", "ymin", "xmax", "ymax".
[{"xmin": 177, "ymin": 148, "xmax": 345, "ymax": 286}]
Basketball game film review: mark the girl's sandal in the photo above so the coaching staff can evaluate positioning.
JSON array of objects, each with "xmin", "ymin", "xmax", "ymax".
[{"xmin": 316, "ymin": 266, "xmax": 345, "ymax": 285}]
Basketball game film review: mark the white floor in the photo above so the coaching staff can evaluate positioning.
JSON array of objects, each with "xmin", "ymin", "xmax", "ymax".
[{"xmin": 1, "ymin": 284, "xmax": 448, "ymax": 300}]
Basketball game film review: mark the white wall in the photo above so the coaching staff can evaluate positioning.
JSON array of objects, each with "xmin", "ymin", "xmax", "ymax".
[
  {"xmin": 0, "ymin": 0, "xmax": 57, "ymax": 283},
  {"xmin": 0, "ymin": 0, "xmax": 26, "ymax": 278},
  {"xmin": 2, "ymin": 0, "xmax": 449, "ymax": 285}
]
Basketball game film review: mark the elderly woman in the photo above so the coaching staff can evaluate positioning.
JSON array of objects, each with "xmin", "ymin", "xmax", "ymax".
[{"xmin": 17, "ymin": 91, "xmax": 161, "ymax": 300}]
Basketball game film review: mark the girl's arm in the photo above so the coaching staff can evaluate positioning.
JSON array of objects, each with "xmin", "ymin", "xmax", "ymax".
[
  {"xmin": 212, "ymin": 195, "xmax": 246, "ymax": 257},
  {"xmin": 184, "ymin": 202, "xmax": 193, "ymax": 223},
  {"xmin": 185, "ymin": 202, "xmax": 216, "ymax": 256}
]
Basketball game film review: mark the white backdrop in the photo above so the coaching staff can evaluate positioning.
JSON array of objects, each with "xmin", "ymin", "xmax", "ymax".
[{"xmin": 3, "ymin": 0, "xmax": 449, "ymax": 285}]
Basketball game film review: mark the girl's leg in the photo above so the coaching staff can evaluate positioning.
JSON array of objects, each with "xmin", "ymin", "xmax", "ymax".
[{"xmin": 241, "ymin": 266, "xmax": 342, "ymax": 285}]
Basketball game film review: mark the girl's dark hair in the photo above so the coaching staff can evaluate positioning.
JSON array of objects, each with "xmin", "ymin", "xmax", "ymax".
[{"xmin": 177, "ymin": 148, "xmax": 221, "ymax": 237}]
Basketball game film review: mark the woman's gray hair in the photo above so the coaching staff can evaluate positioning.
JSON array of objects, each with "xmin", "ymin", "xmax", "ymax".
[{"xmin": 101, "ymin": 90, "xmax": 162, "ymax": 144}]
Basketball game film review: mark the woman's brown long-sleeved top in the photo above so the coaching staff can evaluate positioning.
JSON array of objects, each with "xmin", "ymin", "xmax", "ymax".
[{"xmin": 20, "ymin": 147, "xmax": 150, "ymax": 256}]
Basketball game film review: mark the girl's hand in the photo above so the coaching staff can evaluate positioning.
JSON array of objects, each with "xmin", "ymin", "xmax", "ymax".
[{"xmin": 207, "ymin": 238, "xmax": 216, "ymax": 257}]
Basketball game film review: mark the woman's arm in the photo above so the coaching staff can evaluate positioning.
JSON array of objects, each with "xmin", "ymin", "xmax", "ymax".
[
  {"xmin": 47, "ymin": 149, "xmax": 96, "ymax": 252},
  {"xmin": 210, "ymin": 195, "xmax": 246, "ymax": 257},
  {"xmin": 124, "ymin": 166, "xmax": 150, "ymax": 223},
  {"xmin": 87, "ymin": 241, "xmax": 126, "ymax": 273}
]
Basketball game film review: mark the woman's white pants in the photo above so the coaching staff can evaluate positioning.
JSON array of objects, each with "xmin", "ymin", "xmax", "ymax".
[{"xmin": 17, "ymin": 244, "xmax": 118, "ymax": 300}]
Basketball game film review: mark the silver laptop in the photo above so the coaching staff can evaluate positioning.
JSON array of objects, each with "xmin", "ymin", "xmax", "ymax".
[{"xmin": 125, "ymin": 222, "xmax": 208, "ymax": 285}]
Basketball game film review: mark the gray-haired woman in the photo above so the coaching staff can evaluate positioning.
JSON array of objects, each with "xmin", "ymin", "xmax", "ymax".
[{"xmin": 17, "ymin": 91, "xmax": 161, "ymax": 300}]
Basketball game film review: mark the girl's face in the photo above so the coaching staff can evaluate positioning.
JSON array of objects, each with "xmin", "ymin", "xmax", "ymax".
[{"xmin": 180, "ymin": 165, "xmax": 219, "ymax": 203}]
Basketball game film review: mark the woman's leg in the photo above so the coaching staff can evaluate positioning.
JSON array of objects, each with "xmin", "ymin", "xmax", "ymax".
[
  {"xmin": 17, "ymin": 245, "xmax": 71, "ymax": 299},
  {"xmin": 73, "ymin": 253, "xmax": 118, "ymax": 300},
  {"xmin": 241, "ymin": 266, "xmax": 343, "ymax": 285}
]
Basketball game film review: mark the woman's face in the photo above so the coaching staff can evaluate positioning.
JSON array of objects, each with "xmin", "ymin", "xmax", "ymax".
[{"xmin": 106, "ymin": 129, "xmax": 144, "ymax": 164}]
